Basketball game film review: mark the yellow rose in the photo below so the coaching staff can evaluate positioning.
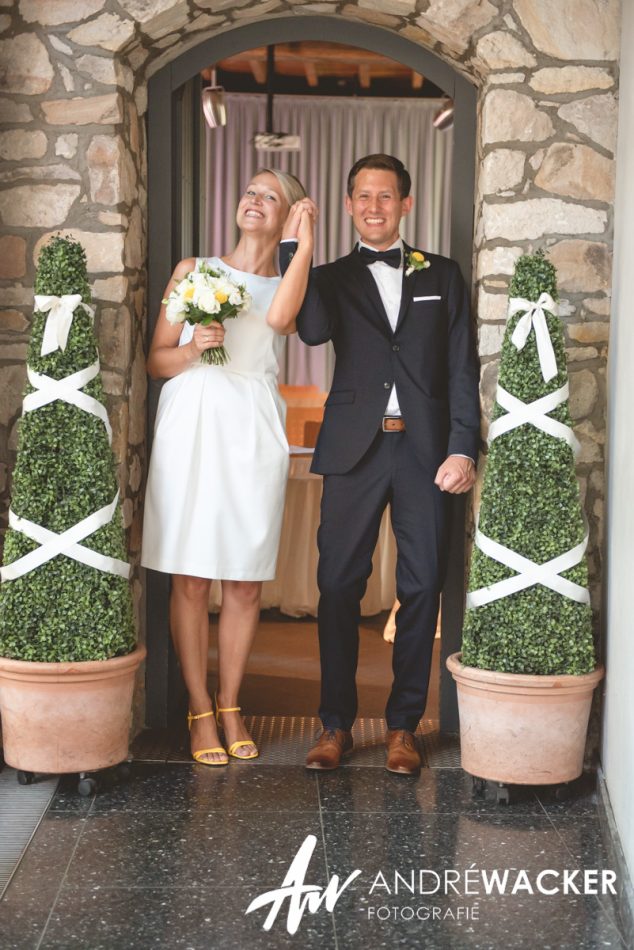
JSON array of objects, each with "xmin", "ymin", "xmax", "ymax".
[
  {"xmin": 183, "ymin": 285, "xmax": 195, "ymax": 301},
  {"xmin": 411, "ymin": 251, "xmax": 425, "ymax": 262},
  {"xmin": 215, "ymin": 291, "xmax": 229, "ymax": 304}
]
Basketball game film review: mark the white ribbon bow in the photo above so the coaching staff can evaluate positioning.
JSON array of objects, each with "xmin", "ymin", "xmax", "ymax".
[
  {"xmin": 508, "ymin": 293, "xmax": 559, "ymax": 383},
  {"xmin": 34, "ymin": 294, "xmax": 86, "ymax": 356}
]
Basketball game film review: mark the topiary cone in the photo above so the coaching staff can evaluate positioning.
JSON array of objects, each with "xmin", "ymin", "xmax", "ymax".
[
  {"xmin": 461, "ymin": 250, "xmax": 595, "ymax": 676},
  {"xmin": 0, "ymin": 236, "xmax": 135, "ymax": 662}
]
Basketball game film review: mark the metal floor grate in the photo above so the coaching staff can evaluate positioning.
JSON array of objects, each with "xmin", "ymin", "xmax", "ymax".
[
  {"xmin": 0, "ymin": 766, "xmax": 58, "ymax": 899},
  {"xmin": 131, "ymin": 716, "xmax": 461, "ymax": 768}
]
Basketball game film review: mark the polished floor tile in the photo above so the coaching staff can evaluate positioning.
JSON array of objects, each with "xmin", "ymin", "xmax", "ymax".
[
  {"xmin": 88, "ymin": 763, "xmax": 320, "ymax": 814},
  {"xmin": 1, "ymin": 764, "xmax": 627, "ymax": 950},
  {"xmin": 60, "ymin": 810, "xmax": 327, "ymax": 890},
  {"xmin": 321, "ymin": 810, "xmax": 575, "ymax": 881},
  {"xmin": 316, "ymin": 767, "xmax": 542, "ymax": 816},
  {"xmin": 331, "ymin": 889, "xmax": 626, "ymax": 949},
  {"xmin": 0, "ymin": 812, "xmax": 89, "ymax": 950},
  {"xmin": 39, "ymin": 885, "xmax": 335, "ymax": 950}
]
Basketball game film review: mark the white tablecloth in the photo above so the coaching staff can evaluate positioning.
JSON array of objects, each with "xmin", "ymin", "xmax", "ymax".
[{"xmin": 209, "ymin": 454, "xmax": 397, "ymax": 616}]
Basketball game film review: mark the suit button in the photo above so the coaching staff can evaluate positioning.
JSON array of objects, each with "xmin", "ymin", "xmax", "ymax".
[
  {"xmin": 383, "ymin": 382, "xmax": 391, "ymax": 389},
  {"xmin": 392, "ymin": 344, "xmax": 400, "ymax": 352}
]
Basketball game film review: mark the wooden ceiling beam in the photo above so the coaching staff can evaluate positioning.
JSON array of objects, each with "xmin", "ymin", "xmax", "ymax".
[
  {"xmin": 249, "ymin": 58, "xmax": 267, "ymax": 84},
  {"xmin": 411, "ymin": 71, "xmax": 424, "ymax": 90},
  {"xmin": 304, "ymin": 61, "xmax": 319, "ymax": 88},
  {"xmin": 359, "ymin": 64, "xmax": 371, "ymax": 89}
]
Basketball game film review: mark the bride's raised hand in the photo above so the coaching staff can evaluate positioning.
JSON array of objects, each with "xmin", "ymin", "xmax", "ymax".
[
  {"xmin": 297, "ymin": 207, "xmax": 315, "ymax": 252},
  {"xmin": 282, "ymin": 198, "xmax": 319, "ymax": 241},
  {"xmin": 190, "ymin": 320, "xmax": 225, "ymax": 357}
]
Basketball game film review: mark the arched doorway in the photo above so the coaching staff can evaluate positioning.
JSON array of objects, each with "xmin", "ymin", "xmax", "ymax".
[{"xmin": 145, "ymin": 16, "xmax": 477, "ymax": 731}]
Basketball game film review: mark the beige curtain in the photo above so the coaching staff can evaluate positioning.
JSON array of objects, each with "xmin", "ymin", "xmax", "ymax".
[{"xmin": 205, "ymin": 93, "xmax": 453, "ymax": 387}]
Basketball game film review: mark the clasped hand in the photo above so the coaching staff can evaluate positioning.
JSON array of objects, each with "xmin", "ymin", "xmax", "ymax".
[
  {"xmin": 434, "ymin": 456, "xmax": 476, "ymax": 494},
  {"xmin": 282, "ymin": 198, "xmax": 319, "ymax": 250}
]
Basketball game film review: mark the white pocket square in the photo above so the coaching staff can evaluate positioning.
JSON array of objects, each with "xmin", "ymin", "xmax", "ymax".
[{"xmin": 413, "ymin": 295, "xmax": 441, "ymax": 302}]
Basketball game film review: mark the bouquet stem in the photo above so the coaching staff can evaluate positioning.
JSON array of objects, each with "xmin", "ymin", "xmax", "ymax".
[{"xmin": 201, "ymin": 346, "xmax": 229, "ymax": 366}]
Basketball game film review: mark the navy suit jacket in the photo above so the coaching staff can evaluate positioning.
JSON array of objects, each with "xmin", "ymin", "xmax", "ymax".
[{"xmin": 280, "ymin": 241, "xmax": 481, "ymax": 476}]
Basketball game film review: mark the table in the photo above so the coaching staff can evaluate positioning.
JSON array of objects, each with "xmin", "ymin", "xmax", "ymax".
[{"xmin": 209, "ymin": 453, "xmax": 397, "ymax": 616}]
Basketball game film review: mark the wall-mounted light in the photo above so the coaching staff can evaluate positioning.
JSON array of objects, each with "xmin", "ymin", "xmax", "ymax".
[
  {"xmin": 433, "ymin": 98, "xmax": 454, "ymax": 131},
  {"xmin": 202, "ymin": 69, "xmax": 226, "ymax": 128}
]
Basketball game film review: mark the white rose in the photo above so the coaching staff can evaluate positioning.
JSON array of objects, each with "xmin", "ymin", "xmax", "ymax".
[
  {"xmin": 191, "ymin": 271, "xmax": 208, "ymax": 290},
  {"xmin": 174, "ymin": 277, "xmax": 192, "ymax": 297},
  {"xmin": 194, "ymin": 286, "xmax": 221, "ymax": 314},
  {"xmin": 165, "ymin": 296, "xmax": 187, "ymax": 324}
]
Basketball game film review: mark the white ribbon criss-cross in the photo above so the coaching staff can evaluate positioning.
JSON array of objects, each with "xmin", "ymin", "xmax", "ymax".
[
  {"xmin": 1, "ymin": 292, "xmax": 129, "ymax": 584},
  {"xmin": 22, "ymin": 362, "xmax": 113, "ymax": 442},
  {"xmin": 0, "ymin": 492, "xmax": 131, "ymax": 582},
  {"xmin": 509, "ymin": 293, "xmax": 559, "ymax": 383},
  {"xmin": 488, "ymin": 382, "xmax": 580, "ymax": 455},
  {"xmin": 466, "ymin": 522, "xmax": 590, "ymax": 609},
  {"xmin": 34, "ymin": 295, "xmax": 95, "ymax": 357}
]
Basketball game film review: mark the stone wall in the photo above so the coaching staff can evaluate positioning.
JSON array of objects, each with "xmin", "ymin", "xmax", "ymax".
[{"xmin": 0, "ymin": 1, "xmax": 621, "ymax": 705}]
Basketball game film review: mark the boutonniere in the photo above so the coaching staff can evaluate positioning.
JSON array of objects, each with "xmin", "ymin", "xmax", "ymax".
[{"xmin": 405, "ymin": 250, "xmax": 431, "ymax": 277}]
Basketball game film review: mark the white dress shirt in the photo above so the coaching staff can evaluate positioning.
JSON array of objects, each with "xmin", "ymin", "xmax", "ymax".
[{"xmin": 359, "ymin": 237, "xmax": 404, "ymax": 417}]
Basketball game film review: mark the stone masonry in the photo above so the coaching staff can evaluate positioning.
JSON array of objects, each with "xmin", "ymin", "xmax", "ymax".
[{"xmin": 0, "ymin": 1, "xmax": 620, "ymax": 718}]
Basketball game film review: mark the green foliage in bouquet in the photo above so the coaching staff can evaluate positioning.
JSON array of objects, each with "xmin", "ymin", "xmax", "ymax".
[
  {"xmin": 0, "ymin": 236, "xmax": 135, "ymax": 662},
  {"xmin": 461, "ymin": 250, "xmax": 595, "ymax": 675}
]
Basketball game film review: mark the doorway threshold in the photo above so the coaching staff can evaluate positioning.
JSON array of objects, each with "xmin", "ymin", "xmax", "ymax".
[{"xmin": 131, "ymin": 716, "xmax": 460, "ymax": 768}]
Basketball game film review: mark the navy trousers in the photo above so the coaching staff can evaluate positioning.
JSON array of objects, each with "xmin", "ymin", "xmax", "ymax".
[{"xmin": 316, "ymin": 429, "xmax": 451, "ymax": 732}]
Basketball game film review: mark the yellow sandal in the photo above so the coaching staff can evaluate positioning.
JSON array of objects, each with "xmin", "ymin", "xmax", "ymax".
[
  {"xmin": 187, "ymin": 710, "xmax": 228, "ymax": 767},
  {"xmin": 215, "ymin": 696, "xmax": 259, "ymax": 760}
]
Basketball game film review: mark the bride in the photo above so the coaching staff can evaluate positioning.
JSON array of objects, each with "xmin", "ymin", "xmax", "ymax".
[{"xmin": 142, "ymin": 169, "xmax": 315, "ymax": 766}]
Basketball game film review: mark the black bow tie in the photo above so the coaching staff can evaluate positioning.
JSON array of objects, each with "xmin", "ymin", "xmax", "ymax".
[{"xmin": 358, "ymin": 246, "xmax": 402, "ymax": 268}]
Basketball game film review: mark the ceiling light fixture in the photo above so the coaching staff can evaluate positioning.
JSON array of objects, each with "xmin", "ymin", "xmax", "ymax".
[
  {"xmin": 202, "ymin": 68, "xmax": 227, "ymax": 128},
  {"xmin": 253, "ymin": 45, "xmax": 301, "ymax": 152},
  {"xmin": 433, "ymin": 97, "xmax": 454, "ymax": 131}
]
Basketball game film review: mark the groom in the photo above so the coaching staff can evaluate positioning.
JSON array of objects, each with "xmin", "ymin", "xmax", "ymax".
[{"xmin": 280, "ymin": 154, "xmax": 480, "ymax": 775}]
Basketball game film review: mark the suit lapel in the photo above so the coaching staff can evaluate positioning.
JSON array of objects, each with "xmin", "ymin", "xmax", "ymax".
[
  {"xmin": 395, "ymin": 242, "xmax": 417, "ymax": 332},
  {"xmin": 348, "ymin": 246, "xmax": 394, "ymax": 336}
]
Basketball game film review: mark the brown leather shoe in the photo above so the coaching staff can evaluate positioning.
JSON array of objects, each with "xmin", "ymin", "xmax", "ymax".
[
  {"xmin": 305, "ymin": 728, "xmax": 353, "ymax": 770},
  {"xmin": 385, "ymin": 729, "xmax": 421, "ymax": 775}
]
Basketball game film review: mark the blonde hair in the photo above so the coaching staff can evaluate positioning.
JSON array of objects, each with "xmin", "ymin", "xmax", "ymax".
[{"xmin": 255, "ymin": 167, "xmax": 306, "ymax": 206}]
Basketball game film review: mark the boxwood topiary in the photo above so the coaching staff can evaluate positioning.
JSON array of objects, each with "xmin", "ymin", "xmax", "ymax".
[
  {"xmin": 461, "ymin": 250, "xmax": 595, "ymax": 676},
  {"xmin": 0, "ymin": 236, "xmax": 136, "ymax": 662}
]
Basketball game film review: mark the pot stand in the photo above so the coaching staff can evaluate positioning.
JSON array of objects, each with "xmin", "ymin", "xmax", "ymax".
[{"xmin": 16, "ymin": 760, "xmax": 133, "ymax": 798}]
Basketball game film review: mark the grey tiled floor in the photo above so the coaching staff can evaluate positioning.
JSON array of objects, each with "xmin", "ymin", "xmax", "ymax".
[{"xmin": 0, "ymin": 763, "xmax": 627, "ymax": 950}]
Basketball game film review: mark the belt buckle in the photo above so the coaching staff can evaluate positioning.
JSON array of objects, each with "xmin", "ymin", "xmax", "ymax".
[{"xmin": 382, "ymin": 416, "xmax": 395, "ymax": 432}]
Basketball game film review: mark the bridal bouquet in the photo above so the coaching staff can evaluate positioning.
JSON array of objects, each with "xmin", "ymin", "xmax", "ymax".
[{"xmin": 163, "ymin": 262, "xmax": 251, "ymax": 365}]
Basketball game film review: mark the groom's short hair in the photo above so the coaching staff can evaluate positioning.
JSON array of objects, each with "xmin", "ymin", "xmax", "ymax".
[{"xmin": 347, "ymin": 154, "xmax": 412, "ymax": 199}]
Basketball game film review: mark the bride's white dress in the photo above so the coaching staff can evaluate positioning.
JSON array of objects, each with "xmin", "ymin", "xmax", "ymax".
[{"xmin": 141, "ymin": 258, "xmax": 289, "ymax": 580}]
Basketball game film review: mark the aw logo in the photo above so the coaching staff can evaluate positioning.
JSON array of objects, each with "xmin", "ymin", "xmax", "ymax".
[{"xmin": 246, "ymin": 834, "xmax": 362, "ymax": 934}]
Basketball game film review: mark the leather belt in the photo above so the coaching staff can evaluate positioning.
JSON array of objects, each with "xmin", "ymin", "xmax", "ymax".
[{"xmin": 382, "ymin": 416, "xmax": 406, "ymax": 432}]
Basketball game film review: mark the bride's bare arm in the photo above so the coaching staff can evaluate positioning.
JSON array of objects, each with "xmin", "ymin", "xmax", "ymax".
[
  {"xmin": 146, "ymin": 257, "xmax": 225, "ymax": 380},
  {"xmin": 266, "ymin": 202, "xmax": 316, "ymax": 336}
]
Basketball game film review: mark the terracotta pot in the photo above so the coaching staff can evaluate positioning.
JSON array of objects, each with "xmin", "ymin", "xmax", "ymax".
[
  {"xmin": 446, "ymin": 652, "xmax": 604, "ymax": 785},
  {"xmin": 0, "ymin": 644, "xmax": 146, "ymax": 774}
]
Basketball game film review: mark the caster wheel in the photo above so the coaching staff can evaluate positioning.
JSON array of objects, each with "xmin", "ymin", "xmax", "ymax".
[
  {"xmin": 471, "ymin": 777, "xmax": 487, "ymax": 799},
  {"xmin": 77, "ymin": 776, "xmax": 98, "ymax": 797},
  {"xmin": 17, "ymin": 770, "xmax": 34, "ymax": 786},
  {"xmin": 117, "ymin": 762, "xmax": 132, "ymax": 782},
  {"xmin": 554, "ymin": 782, "xmax": 570, "ymax": 802},
  {"xmin": 495, "ymin": 783, "xmax": 510, "ymax": 805}
]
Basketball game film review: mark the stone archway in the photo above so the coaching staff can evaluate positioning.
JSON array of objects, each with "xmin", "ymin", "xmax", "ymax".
[
  {"xmin": 145, "ymin": 15, "xmax": 478, "ymax": 728},
  {"xmin": 0, "ymin": 0, "xmax": 619, "ymax": 730}
]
